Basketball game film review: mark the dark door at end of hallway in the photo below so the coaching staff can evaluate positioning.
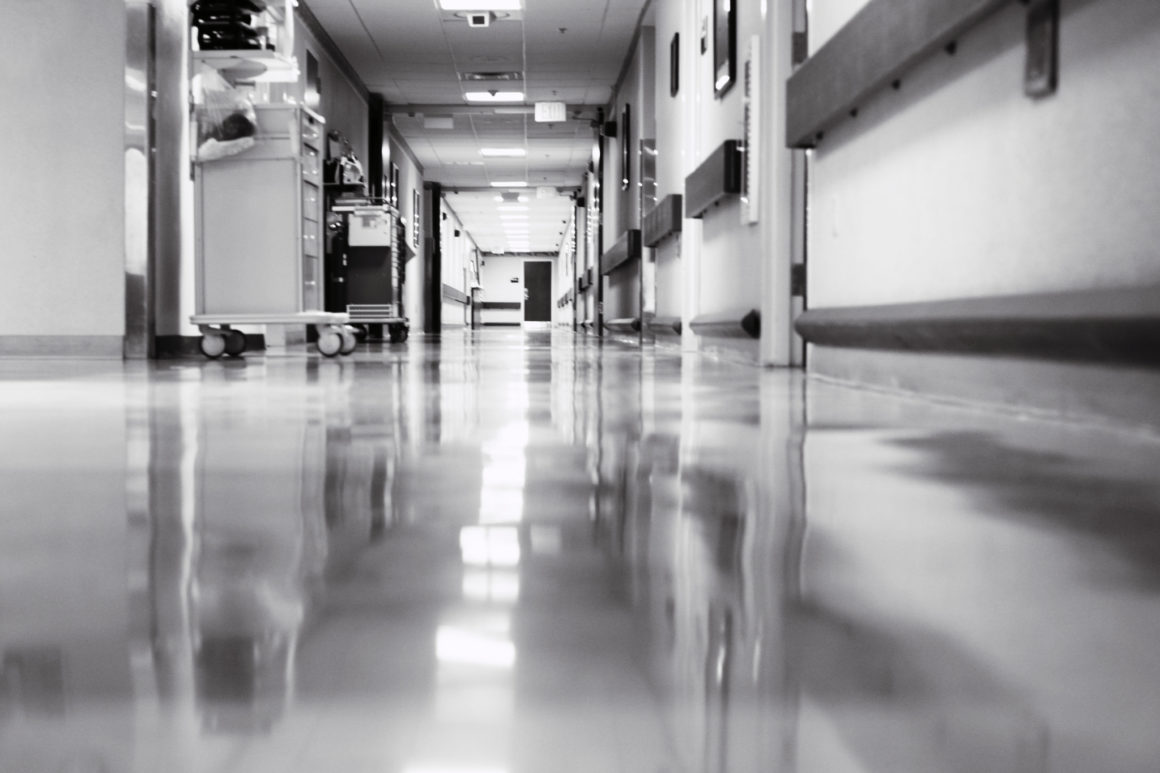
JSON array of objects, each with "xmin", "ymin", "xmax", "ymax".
[{"xmin": 524, "ymin": 261, "xmax": 552, "ymax": 322}]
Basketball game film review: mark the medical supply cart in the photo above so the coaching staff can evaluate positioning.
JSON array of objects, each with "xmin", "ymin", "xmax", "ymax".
[
  {"xmin": 191, "ymin": 103, "xmax": 354, "ymax": 357},
  {"xmin": 188, "ymin": 1, "xmax": 353, "ymax": 358},
  {"xmin": 327, "ymin": 198, "xmax": 410, "ymax": 344}
]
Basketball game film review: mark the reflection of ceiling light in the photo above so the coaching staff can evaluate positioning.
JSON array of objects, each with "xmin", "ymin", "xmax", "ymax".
[
  {"xmin": 439, "ymin": 0, "xmax": 520, "ymax": 8},
  {"xmin": 465, "ymin": 91, "xmax": 524, "ymax": 103},
  {"xmin": 490, "ymin": 181, "xmax": 527, "ymax": 188},
  {"xmin": 462, "ymin": 569, "xmax": 520, "ymax": 604},
  {"xmin": 460, "ymin": 526, "xmax": 521, "ymax": 567},
  {"xmin": 436, "ymin": 626, "xmax": 516, "ymax": 668},
  {"xmin": 480, "ymin": 148, "xmax": 526, "ymax": 157}
]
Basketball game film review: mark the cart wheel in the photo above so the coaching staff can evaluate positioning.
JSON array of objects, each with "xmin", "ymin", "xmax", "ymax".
[
  {"xmin": 388, "ymin": 325, "xmax": 408, "ymax": 344},
  {"xmin": 224, "ymin": 329, "xmax": 246, "ymax": 357},
  {"xmin": 316, "ymin": 330, "xmax": 342, "ymax": 357},
  {"xmin": 340, "ymin": 330, "xmax": 357, "ymax": 355},
  {"xmin": 199, "ymin": 334, "xmax": 226, "ymax": 359},
  {"xmin": 351, "ymin": 324, "xmax": 369, "ymax": 341}
]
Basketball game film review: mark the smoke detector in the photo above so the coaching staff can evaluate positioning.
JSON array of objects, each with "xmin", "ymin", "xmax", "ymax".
[{"xmin": 467, "ymin": 12, "xmax": 493, "ymax": 27}]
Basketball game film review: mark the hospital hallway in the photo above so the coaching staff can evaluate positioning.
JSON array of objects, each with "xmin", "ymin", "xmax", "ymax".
[{"xmin": 1, "ymin": 328, "xmax": 1159, "ymax": 773}]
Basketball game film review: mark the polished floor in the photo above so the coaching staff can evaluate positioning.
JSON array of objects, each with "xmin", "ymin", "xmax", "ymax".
[{"xmin": 1, "ymin": 329, "xmax": 1159, "ymax": 772}]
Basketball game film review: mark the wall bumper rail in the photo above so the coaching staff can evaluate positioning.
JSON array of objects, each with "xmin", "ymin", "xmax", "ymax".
[
  {"xmin": 601, "ymin": 229, "xmax": 642, "ymax": 275},
  {"xmin": 690, "ymin": 309, "xmax": 760, "ymax": 339},
  {"xmin": 643, "ymin": 195, "xmax": 683, "ymax": 247},
  {"xmin": 786, "ymin": 0, "xmax": 1013, "ymax": 148},
  {"xmin": 442, "ymin": 284, "xmax": 469, "ymax": 304},
  {"xmin": 684, "ymin": 141, "xmax": 743, "ymax": 219},
  {"xmin": 647, "ymin": 316, "xmax": 682, "ymax": 337},
  {"xmin": 793, "ymin": 286, "xmax": 1160, "ymax": 365}
]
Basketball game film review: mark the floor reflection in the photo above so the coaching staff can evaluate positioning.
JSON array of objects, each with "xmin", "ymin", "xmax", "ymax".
[{"xmin": 1, "ymin": 333, "xmax": 1159, "ymax": 772}]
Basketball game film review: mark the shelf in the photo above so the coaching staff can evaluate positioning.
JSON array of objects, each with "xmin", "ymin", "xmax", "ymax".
[{"xmin": 193, "ymin": 49, "xmax": 298, "ymax": 83}]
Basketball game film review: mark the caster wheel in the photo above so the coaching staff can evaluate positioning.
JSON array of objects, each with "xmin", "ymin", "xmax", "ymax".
[
  {"xmin": 316, "ymin": 330, "xmax": 342, "ymax": 357},
  {"xmin": 388, "ymin": 326, "xmax": 408, "ymax": 344},
  {"xmin": 224, "ymin": 329, "xmax": 246, "ymax": 357},
  {"xmin": 340, "ymin": 330, "xmax": 357, "ymax": 355},
  {"xmin": 199, "ymin": 334, "xmax": 226, "ymax": 359},
  {"xmin": 352, "ymin": 324, "xmax": 369, "ymax": 341}
]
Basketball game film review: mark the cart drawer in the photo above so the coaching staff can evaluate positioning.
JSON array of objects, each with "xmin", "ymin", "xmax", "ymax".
[
  {"xmin": 302, "ymin": 182, "xmax": 320, "ymax": 222},
  {"xmin": 301, "ymin": 148, "xmax": 321, "ymax": 183},
  {"xmin": 302, "ymin": 219, "xmax": 321, "ymax": 257},
  {"xmin": 300, "ymin": 114, "xmax": 323, "ymax": 151}
]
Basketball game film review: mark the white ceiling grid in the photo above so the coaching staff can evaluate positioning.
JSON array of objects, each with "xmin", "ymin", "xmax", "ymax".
[{"xmin": 301, "ymin": 0, "xmax": 651, "ymax": 254}]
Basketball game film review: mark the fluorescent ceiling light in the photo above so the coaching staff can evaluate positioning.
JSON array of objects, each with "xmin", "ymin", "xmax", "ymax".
[
  {"xmin": 497, "ymin": 205, "xmax": 528, "ymax": 211},
  {"xmin": 491, "ymin": 181, "xmax": 528, "ymax": 188},
  {"xmin": 479, "ymin": 147, "xmax": 526, "ymax": 157},
  {"xmin": 439, "ymin": 0, "xmax": 520, "ymax": 9},
  {"xmin": 465, "ymin": 91, "xmax": 525, "ymax": 103}
]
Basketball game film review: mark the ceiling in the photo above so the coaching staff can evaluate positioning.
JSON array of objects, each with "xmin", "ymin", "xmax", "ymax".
[{"xmin": 301, "ymin": 0, "xmax": 653, "ymax": 254}]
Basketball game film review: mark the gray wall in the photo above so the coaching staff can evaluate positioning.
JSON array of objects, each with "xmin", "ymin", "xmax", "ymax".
[{"xmin": 0, "ymin": 1, "xmax": 126, "ymax": 349}]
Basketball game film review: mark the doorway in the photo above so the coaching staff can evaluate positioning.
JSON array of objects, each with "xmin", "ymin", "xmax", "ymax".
[{"xmin": 523, "ymin": 261, "xmax": 552, "ymax": 323}]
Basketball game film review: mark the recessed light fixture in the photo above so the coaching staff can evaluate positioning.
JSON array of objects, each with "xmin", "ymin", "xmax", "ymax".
[
  {"xmin": 491, "ymin": 181, "xmax": 528, "ymax": 188},
  {"xmin": 461, "ymin": 71, "xmax": 523, "ymax": 81},
  {"xmin": 465, "ymin": 91, "xmax": 525, "ymax": 103},
  {"xmin": 439, "ymin": 0, "xmax": 520, "ymax": 9},
  {"xmin": 480, "ymin": 148, "xmax": 526, "ymax": 157}
]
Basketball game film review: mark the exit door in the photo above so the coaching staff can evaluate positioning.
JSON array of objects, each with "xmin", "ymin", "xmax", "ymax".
[{"xmin": 523, "ymin": 261, "xmax": 551, "ymax": 322}]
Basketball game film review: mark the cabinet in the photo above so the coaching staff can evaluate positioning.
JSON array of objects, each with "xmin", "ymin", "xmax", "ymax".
[{"xmin": 195, "ymin": 104, "xmax": 324, "ymax": 315}]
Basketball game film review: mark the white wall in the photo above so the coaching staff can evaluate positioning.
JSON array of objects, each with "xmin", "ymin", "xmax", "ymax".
[
  {"xmin": 652, "ymin": 2, "xmax": 684, "ymax": 322},
  {"xmin": 390, "ymin": 131, "xmax": 425, "ymax": 326},
  {"xmin": 554, "ymin": 208, "xmax": 578, "ymax": 326},
  {"xmin": 808, "ymin": 0, "xmax": 1160, "ymax": 308},
  {"xmin": 478, "ymin": 255, "xmax": 557, "ymax": 325},
  {"xmin": 691, "ymin": 0, "xmax": 763, "ymax": 320},
  {"xmin": 439, "ymin": 199, "xmax": 478, "ymax": 328},
  {"xmin": 0, "ymin": 1, "xmax": 125, "ymax": 347}
]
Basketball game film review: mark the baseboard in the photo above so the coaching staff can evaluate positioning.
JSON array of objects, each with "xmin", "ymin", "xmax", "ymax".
[
  {"xmin": 0, "ymin": 335, "xmax": 123, "ymax": 358},
  {"xmin": 810, "ymin": 345, "xmax": 1160, "ymax": 436}
]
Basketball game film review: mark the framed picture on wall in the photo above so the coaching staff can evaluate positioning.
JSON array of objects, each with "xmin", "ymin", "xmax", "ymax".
[
  {"xmin": 389, "ymin": 163, "xmax": 400, "ymax": 208},
  {"xmin": 620, "ymin": 102, "xmax": 631, "ymax": 192},
  {"xmin": 670, "ymin": 33, "xmax": 680, "ymax": 97},
  {"xmin": 713, "ymin": 0, "xmax": 736, "ymax": 97}
]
